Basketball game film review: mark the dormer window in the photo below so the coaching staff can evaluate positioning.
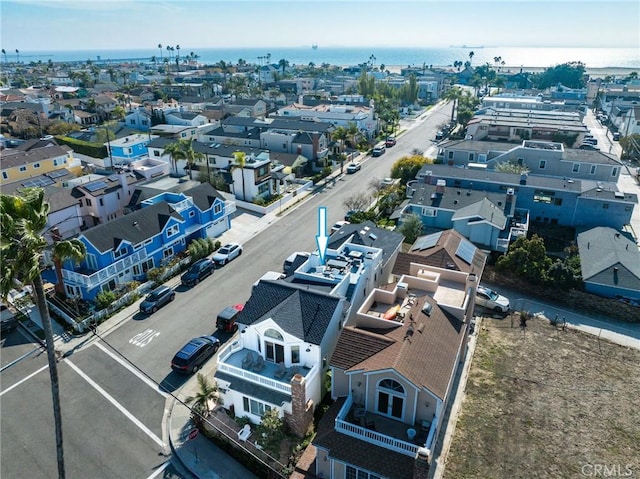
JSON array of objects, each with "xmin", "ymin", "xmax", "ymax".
[{"xmin": 166, "ymin": 224, "xmax": 179, "ymax": 237}]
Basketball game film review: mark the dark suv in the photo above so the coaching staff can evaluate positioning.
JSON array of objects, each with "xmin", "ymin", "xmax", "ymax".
[
  {"xmin": 171, "ymin": 336, "xmax": 220, "ymax": 374},
  {"xmin": 139, "ymin": 285, "xmax": 175, "ymax": 314},
  {"xmin": 181, "ymin": 258, "xmax": 214, "ymax": 286}
]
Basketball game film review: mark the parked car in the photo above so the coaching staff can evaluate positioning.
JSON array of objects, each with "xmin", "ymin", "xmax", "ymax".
[
  {"xmin": 181, "ymin": 258, "xmax": 214, "ymax": 286},
  {"xmin": 613, "ymin": 132, "xmax": 621, "ymax": 141},
  {"xmin": 475, "ymin": 286, "xmax": 510, "ymax": 313},
  {"xmin": 381, "ymin": 177, "xmax": 398, "ymax": 188},
  {"xmin": 435, "ymin": 130, "xmax": 444, "ymax": 141},
  {"xmin": 346, "ymin": 162, "xmax": 361, "ymax": 174},
  {"xmin": 140, "ymin": 285, "xmax": 175, "ymax": 314},
  {"xmin": 1, "ymin": 304, "xmax": 18, "ymax": 333},
  {"xmin": 579, "ymin": 143, "xmax": 600, "ymax": 151},
  {"xmin": 171, "ymin": 336, "xmax": 220, "ymax": 374},
  {"xmin": 216, "ymin": 306, "xmax": 241, "ymax": 333},
  {"xmin": 283, "ymin": 251, "xmax": 310, "ymax": 274},
  {"xmin": 331, "ymin": 220, "xmax": 350, "ymax": 233},
  {"xmin": 385, "ymin": 136, "xmax": 397, "ymax": 147},
  {"xmin": 372, "ymin": 143, "xmax": 386, "ymax": 156},
  {"xmin": 583, "ymin": 137, "xmax": 598, "ymax": 146},
  {"xmin": 213, "ymin": 243, "xmax": 243, "ymax": 266}
]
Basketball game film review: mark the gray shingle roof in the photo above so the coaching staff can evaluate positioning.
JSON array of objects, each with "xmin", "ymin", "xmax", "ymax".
[
  {"xmin": 81, "ymin": 201, "xmax": 183, "ymax": 253},
  {"xmin": 451, "ymin": 196, "xmax": 508, "ymax": 228},
  {"xmin": 238, "ymin": 281, "xmax": 342, "ymax": 345},
  {"xmin": 183, "ymin": 182, "xmax": 225, "ymax": 210},
  {"xmin": 577, "ymin": 227, "xmax": 640, "ymax": 290}
]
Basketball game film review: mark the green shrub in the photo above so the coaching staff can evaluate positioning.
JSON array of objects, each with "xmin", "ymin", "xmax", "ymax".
[
  {"xmin": 146, "ymin": 266, "xmax": 166, "ymax": 285},
  {"xmin": 95, "ymin": 290, "xmax": 118, "ymax": 311}
]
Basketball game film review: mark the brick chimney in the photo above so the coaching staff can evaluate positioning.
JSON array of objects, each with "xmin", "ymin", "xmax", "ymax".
[
  {"xmin": 435, "ymin": 179, "xmax": 446, "ymax": 195},
  {"xmin": 285, "ymin": 374, "xmax": 314, "ymax": 438}
]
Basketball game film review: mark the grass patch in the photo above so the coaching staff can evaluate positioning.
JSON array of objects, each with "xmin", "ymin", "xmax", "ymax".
[{"xmin": 444, "ymin": 314, "xmax": 640, "ymax": 479}]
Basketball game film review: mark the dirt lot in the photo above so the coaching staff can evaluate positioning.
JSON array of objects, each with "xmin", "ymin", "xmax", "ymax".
[{"xmin": 443, "ymin": 314, "xmax": 640, "ymax": 479}]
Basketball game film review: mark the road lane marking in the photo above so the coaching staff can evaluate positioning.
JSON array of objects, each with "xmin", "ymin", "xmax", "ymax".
[
  {"xmin": 129, "ymin": 329, "xmax": 161, "ymax": 347},
  {"xmin": 0, "ymin": 345, "xmax": 44, "ymax": 373},
  {"xmin": 94, "ymin": 342, "xmax": 168, "ymax": 398},
  {"xmin": 65, "ymin": 359, "xmax": 164, "ymax": 448},
  {"xmin": 145, "ymin": 461, "xmax": 170, "ymax": 479},
  {"xmin": 0, "ymin": 364, "xmax": 48, "ymax": 397}
]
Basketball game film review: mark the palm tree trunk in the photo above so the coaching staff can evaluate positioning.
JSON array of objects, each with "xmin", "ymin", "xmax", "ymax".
[{"xmin": 33, "ymin": 276, "xmax": 65, "ymax": 479}]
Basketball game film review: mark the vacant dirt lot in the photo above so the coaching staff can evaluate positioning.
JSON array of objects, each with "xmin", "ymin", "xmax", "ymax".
[{"xmin": 443, "ymin": 314, "xmax": 640, "ymax": 479}]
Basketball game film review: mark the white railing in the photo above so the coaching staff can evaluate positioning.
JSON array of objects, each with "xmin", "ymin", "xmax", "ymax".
[
  {"xmin": 496, "ymin": 238, "xmax": 511, "ymax": 252},
  {"xmin": 172, "ymin": 199, "xmax": 192, "ymax": 212},
  {"xmin": 62, "ymin": 249, "xmax": 148, "ymax": 288},
  {"xmin": 217, "ymin": 362, "xmax": 292, "ymax": 394},
  {"xmin": 225, "ymin": 201, "xmax": 237, "ymax": 215},
  {"xmin": 335, "ymin": 395, "xmax": 419, "ymax": 457}
]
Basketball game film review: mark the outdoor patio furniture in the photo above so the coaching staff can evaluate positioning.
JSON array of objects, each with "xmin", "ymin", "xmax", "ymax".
[
  {"xmin": 242, "ymin": 351, "xmax": 256, "ymax": 369},
  {"xmin": 251, "ymin": 355, "xmax": 265, "ymax": 372},
  {"xmin": 237, "ymin": 424, "xmax": 251, "ymax": 442},
  {"xmin": 288, "ymin": 365, "xmax": 299, "ymax": 379},
  {"xmin": 274, "ymin": 362, "xmax": 287, "ymax": 379}
]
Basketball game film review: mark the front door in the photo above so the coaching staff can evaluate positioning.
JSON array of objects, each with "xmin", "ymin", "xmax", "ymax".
[{"xmin": 265, "ymin": 342, "xmax": 284, "ymax": 363}]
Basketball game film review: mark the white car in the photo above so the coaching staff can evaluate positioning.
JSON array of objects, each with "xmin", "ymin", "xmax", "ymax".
[
  {"xmin": 213, "ymin": 242, "xmax": 243, "ymax": 266},
  {"xmin": 346, "ymin": 162, "xmax": 361, "ymax": 174},
  {"xmin": 331, "ymin": 220, "xmax": 350, "ymax": 233},
  {"xmin": 476, "ymin": 286, "xmax": 510, "ymax": 313}
]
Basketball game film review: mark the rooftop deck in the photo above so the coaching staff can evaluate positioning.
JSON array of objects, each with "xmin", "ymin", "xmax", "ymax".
[{"xmin": 217, "ymin": 342, "xmax": 313, "ymax": 395}]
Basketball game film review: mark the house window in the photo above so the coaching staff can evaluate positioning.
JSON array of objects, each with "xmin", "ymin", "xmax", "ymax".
[
  {"xmin": 86, "ymin": 198, "xmax": 92, "ymax": 206},
  {"xmin": 33, "ymin": 163, "xmax": 41, "ymax": 169},
  {"xmin": 144, "ymin": 239, "xmax": 153, "ymax": 246},
  {"xmin": 189, "ymin": 211, "xmax": 195, "ymax": 218},
  {"xmin": 163, "ymin": 247, "xmax": 174, "ymax": 259},
  {"xmin": 611, "ymin": 167, "xmax": 618, "ymax": 177},
  {"xmin": 468, "ymin": 153, "xmax": 474, "ymax": 162},
  {"xmin": 539, "ymin": 160, "xmax": 546, "ymax": 169},
  {"xmin": 141, "ymin": 120, "xmax": 148, "ymax": 126},
  {"xmin": 214, "ymin": 203, "xmax": 222, "ymax": 215},
  {"xmin": 19, "ymin": 166, "xmax": 27, "ymax": 172},
  {"xmin": 99, "ymin": 198, "xmax": 104, "ymax": 206},
  {"xmin": 346, "ymin": 466, "xmax": 382, "ymax": 479},
  {"xmin": 421, "ymin": 207, "xmax": 437, "ymax": 217},
  {"xmin": 291, "ymin": 345, "xmax": 300, "ymax": 364},
  {"xmin": 533, "ymin": 190, "xmax": 554, "ymax": 204},
  {"xmin": 86, "ymin": 254, "xmax": 98, "ymax": 270},
  {"xmin": 124, "ymin": 147, "xmax": 132, "ymax": 155},
  {"xmin": 590, "ymin": 165, "xmax": 597, "ymax": 175},
  {"xmin": 448, "ymin": 151, "xmax": 454, "ymax": 160},
  {"xmin": 517, "ymin": 158, "xmax": 524, "ymax": 166},
  {"xmin": 181, "ymin": 132, "xmax": 187, "ymax": 138},
  {"xmin": 554, "ymin": 198, "xmax": 563, "ymax": 206},
  {"xmin": 376, "ymin": 378, "xmax": 405, "ymax": 420},
  {"xmin": 2, "ymin": 172, "xmax": 7, "ymax": 179},
  {"xmin": 242, "ymin": 397, "xmax": 271, "ymax": 417},
  {"xmin": 166, "ymin": 224, "xmax": 179, "ymax": 237},
  {"xmin": 133, "ymin": 258, "xmax": 154, "ymax": 276},
  {"xmin": 258, "ymin": 183, "xmax": 269, "ymax": 195},
  {"xmin": 113, "ymin": 248, "xmax": 127, "ymax": 259},
  {"xmin": 572, "ymin": 163, "xmax": 580, "ymax": 173},
  {"xmin": 154, "ymin": 150, "xmax": 160, "ymax": 157}
]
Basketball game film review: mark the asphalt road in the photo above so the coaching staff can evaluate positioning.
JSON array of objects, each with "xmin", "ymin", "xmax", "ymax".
[{"xmin": 0, "ymin": 101, "xmax": 452, "ymax": 479}]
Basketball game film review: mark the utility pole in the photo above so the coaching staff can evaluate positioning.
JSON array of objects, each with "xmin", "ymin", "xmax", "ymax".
[{"xmin": 104, "ymin": 126, "xmax": 113, "ymax": 170}]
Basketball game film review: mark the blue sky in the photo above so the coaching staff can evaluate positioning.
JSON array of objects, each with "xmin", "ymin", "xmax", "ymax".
[{"xmin": 1, "ymin": 0, "xmax": 638, "ymax": 51}]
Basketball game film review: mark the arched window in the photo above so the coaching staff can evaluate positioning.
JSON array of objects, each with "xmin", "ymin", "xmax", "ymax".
[
  {"xmin": 376, "ymin": 378, "xmax": 405, "ymax": 419},
  {"xmin": 264, "ymin": 328, "xmax": 283, "ymax": 340}
]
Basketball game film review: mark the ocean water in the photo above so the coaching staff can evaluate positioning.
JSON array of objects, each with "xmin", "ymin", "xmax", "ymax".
[{"xmin": 14, "ymin": 46, "xmax": 640, "ymax": 69}]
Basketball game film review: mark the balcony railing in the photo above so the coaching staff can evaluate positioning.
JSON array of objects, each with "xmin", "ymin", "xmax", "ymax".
[
  {"xmin": 217, "ymin": 361, "xmax": 292, "ymax": 394},
  {"xmin": 62, "ymin": 249, "xmax": 148, "ymax": 289},
  {"xmin": 334, "ymin": 395, "xmax": 419, "ymax": 458}
]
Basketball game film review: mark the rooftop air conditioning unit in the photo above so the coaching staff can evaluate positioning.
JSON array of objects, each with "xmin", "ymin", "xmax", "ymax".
[{"xmin": 397, "ymin": 282, "xmax": 409, "ymax": 298}]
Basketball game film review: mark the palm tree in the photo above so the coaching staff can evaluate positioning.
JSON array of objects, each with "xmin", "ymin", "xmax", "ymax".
[
  {"xmin": 164, "ymin": 141, "xmax": 186, "ymax": 174},
  {"xmin": 15, "ymin": 49, "xmax": 20, "ymax": 64},
  {"xmin": 185, "ymin": 373, "xmax": 219, "ymax": 426},
  {"xmin": 158, "ymin": 43, "xmax": 163, "ymax": 63},
  {"xmin": 1, "ymin": 49, "xmax": 6, "ymax": 64},
  {"xmin": 181, "ymin": 138, "xmax": 204, "ymax": 180},
  {"xmin": 1, "ymin": 187, "xmax": 87, "ymax": 479},
  {"xmin": 443, "ymin": 86, "xmax": 463, "ymax": 124},
  {"xmin": 231, "ymin": 151, "xmax": 247, "ymax": 201},
  {"xmin": 468, "ymin": 50, "xmax": 474, "ymax": 65},
  {"xmin": 166, "ymin": 45, "xmax": 172, "ymax": 64},
  {"xmin": 175, "ymin": 45, "xmax": 180, "ymax": 72},
  {"xmin": 453, "ymin": 60, "xmax": 463, "ymax": 72},
  {"xmin": 278, "ymin": 58, "xmax": 289, "ymax": 75}
]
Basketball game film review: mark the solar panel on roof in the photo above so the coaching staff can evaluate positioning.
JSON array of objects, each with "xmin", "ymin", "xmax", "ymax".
[
  {"xmin": 455, "ymin": 238, "xmax": 477, "ymax": 265},
  {"xmin": 22, "ymin": 177, "xmax": 54, "ymax": 188},
  {"xmin": 412, "ymin": 232, "xmax": 442, "ymax": 251},
  {"xmin": 85, "ymin": 181, "xmax": 107, "ymax": 192},
  {"xmin": 107, "ymin": 174, "xmax": 119, "ymax": 182},
  {"xmin": 47, "ymin": 170, "xmax": 68, "ymax": 179}
]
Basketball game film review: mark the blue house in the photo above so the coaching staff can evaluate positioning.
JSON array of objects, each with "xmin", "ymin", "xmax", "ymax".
[
  {"xmin": 60, "ymin": 182, "xmax": 235, "ymax": 300},
  {"xmin": 107, "ymin": 133, "xmax": 157, "ymax": 165}
]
